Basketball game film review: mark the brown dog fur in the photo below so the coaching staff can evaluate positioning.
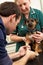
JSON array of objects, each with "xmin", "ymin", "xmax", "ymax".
[{"xmin": 25, "ymin": 18, "xmax": 42, "ymax": 54}]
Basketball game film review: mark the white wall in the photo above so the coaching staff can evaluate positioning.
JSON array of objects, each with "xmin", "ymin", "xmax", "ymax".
[
  {"xmin": 30, "ymin": 0, "xmax": 41, "ymax": 10},
  {"xmin": 0, "ymin": 0, "xmax": 14, "ymax": 3},
  {"xmin": 40, "ymin": 0, "xmax": 43, "ymax": 12},
  {"xmin": 0, "ymin": 0, "xmax": 42, "ymax": 11}
]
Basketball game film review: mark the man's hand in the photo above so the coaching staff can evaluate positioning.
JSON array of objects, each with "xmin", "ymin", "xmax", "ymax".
[
  {"xmin": 26, "ymin": 49, "xmax": 38, "ymax": 60},
  {"xmin": 18, "ymin": 45, "xmax": 38, "ymax": 60},
  {"xmin": 18, "ymin": 45, "xmax": 31, "ymax": 57}
]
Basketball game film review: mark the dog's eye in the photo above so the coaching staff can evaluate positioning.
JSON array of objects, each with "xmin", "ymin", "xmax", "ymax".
[
  {"xmin": 26, "ymin": 20, "xmax": 29, "ymax": 23},
  {"xmin": 31, "ymin": 19, "xmax": 34, "ymax": 22}
]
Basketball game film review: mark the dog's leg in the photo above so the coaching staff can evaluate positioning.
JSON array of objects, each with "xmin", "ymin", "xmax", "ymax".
[
  {"xmin": 25, "ymin": 34, "xmax": 32, "ymax": 46},
  {"xmin": 35, "ymin": 43, "xmax": 42, "ymax": 56}
]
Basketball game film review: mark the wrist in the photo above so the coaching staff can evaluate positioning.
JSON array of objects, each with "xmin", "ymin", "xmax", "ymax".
[
  {"xmin": 21, "ymin": 37, "xmax": 25, "ymax": 41},
  {"xmin": 24, "ymin": 54, "xmax": 30, "ymax": 60},
  {"xmin": 16, "ymin": 51, "xmax": 21, "ymax": 58}
]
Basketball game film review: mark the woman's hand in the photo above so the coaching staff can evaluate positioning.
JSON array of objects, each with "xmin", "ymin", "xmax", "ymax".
[{"xmin": 32, "ymin": 31, "xmax": 43, "ymax": 43}]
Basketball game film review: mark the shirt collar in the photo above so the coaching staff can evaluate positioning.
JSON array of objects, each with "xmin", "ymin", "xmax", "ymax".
[
  {"xmin": 30, "ymin": 7, "xmax": 36, "ymax": 15},
  {"xmin": 22, "ymin": 7, "xmax": 36, "ymax": 21}
]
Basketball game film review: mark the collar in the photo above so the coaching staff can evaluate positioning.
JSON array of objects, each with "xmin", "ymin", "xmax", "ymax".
[
  {"xmin": 30, "ymin": 7, "xmax": 36, "ymax": 15},
  {"xmin": 22, "ymin": 7, "xmax": 36, "ymax": 21}
]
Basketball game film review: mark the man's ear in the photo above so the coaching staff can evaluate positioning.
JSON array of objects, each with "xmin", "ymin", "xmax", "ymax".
[
  {"xmin": 9, "ymin": 14, "xmax": 16, "ymax": 22},
  {"xmin": 10, "ymin": 14, "xmax": 16, "ymax": 19},
  {"xmin": 11, "ymin": 14, "xmax": 16, "ymax": 18}
]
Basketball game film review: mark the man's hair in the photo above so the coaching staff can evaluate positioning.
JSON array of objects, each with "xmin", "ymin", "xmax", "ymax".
[{"xmin": 0, "ymin": 2, "xmax": 21, "ymax": 19}]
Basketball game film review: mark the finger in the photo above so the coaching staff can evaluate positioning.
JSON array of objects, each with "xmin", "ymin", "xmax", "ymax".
[
  {"xmin": 34, "ymin": 34, "xmax": 40, "ymax": 37},
  {"xmin": 27, "ymin": 45, "xmax": 31, "ymax": 50},
  {"xmin": 21, "ymin": 45, "xmax": 26, "ymax": 48},
  {"xmin": 36, "ymin": 31, "xmax": 41, "ymax": 34},
  {"xmin": 27, "ymin": 45, "xmax": 30, "ymax": 48}
]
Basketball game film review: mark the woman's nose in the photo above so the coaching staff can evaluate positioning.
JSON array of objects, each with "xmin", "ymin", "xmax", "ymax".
[{"xmin": 22, "ymin": 5, "xmax": 25, "ymax": 10}]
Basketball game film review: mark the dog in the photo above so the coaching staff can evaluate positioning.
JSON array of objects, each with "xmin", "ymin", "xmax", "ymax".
[{"xmin": 25, "ymin": 18, "xmax": 42, "ymax": 55}]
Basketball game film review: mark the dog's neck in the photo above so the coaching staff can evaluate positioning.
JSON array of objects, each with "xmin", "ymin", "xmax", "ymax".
[{"xmin": 28, "ymin": 27, "xmax": 37, "ymax": 34}]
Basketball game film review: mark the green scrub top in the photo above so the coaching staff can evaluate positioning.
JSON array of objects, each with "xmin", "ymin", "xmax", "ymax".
[{"xmin": 13, "ymin": 7, "xmax": 43, "ymax": 52}]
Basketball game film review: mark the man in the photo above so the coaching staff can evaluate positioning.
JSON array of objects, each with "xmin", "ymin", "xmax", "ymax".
[
  {"xmin": 10, "ymin": 0, "xmax": 43, "ymax": 52},
  {"xmin": 0, "ymin": 2, "xmax": 37, "ymax": 65}
]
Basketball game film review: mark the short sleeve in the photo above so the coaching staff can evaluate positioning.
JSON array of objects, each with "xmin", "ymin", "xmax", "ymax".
[{"xmin": 39, "ymin": 10, "xmax": 43, "ymax": 30}]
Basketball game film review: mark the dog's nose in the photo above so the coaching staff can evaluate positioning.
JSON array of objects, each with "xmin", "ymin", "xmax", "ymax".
[{"xmin": 28, "ymin": 22, "xmax": 33, "ymax": 28}]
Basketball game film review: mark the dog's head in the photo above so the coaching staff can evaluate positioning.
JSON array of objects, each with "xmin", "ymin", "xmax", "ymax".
[{"xmin": 25, "ymin": 18, "xmax": 38, "ymax": 30}]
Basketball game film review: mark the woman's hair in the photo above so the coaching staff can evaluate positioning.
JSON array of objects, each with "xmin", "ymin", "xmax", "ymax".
[
  {"xmin": 0, "ymin": 2, "xmax": 21, "ymax": 19},
  {"xmin": 15, "ymin": 0, "xmax": 18, "ymax": 3}
]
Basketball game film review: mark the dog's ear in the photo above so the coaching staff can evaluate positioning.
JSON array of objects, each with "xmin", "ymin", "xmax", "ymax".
[
  {"xmin": 24, "ymin": 19, "xmax": 29, "ymax": 25},
  {"xmin": 34, "ymin": 19, "xmax": 38, "ymax": 23},
  {"xmin": 30, "ymin": 18, "xmax": 38, "ymax": 23}
]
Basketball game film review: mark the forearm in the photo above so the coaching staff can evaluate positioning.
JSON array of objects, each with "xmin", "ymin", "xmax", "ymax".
[
  {"xmin": 13, "ymin": 54, "xmax": 30, "ymax": 65},
  {"xmin": 10, "ymin": 34, "xmax": 25, "ymax": 42},
  {"xmin": 13, "ymin": 50, "xmax": 37, "ymax": 65},
  {"xmin": 9, "ymin": 52, "xmax": 21, "ymax": 60}
]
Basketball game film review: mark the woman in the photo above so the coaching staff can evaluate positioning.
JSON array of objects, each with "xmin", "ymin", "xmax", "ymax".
[{"xmin": 10, "ymin": 0, "xmax": 43, "ymax": 52}]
